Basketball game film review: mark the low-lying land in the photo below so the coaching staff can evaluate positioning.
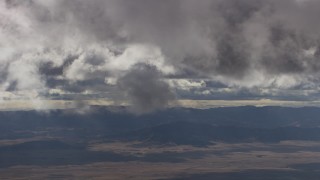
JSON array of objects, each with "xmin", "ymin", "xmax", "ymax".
[
  {"xmin": 0, "ymin": 106, "xmax": 320, "ymax": 179},
  {"xmin": 0, "ymin": 139, "xmax": 320, "ymax": 179}
]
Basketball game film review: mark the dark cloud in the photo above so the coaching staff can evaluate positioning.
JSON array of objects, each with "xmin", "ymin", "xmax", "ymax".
[
  {"xmin": 260, "ymin": 23, "xmax": 311, "ymax": 74},
  {"xmin": 84, "ymin": 54, "xmax": 105, "ymax": 66},
  {"xmin": 216, "ymin": 0, "xmax": 263, "ymax": 28},
  {"xmin": 215, "ymin": 33, "xmax": 251, "ymax": 77},
  {"xmin": 39, "ymin": 55, "xmax": 78, "ymax": 77},
  {"xmin": 5, "ymin": 80, "xmax": 17, "ymax": 91},
  {"xmin": 0, "ymin": 63, "xmax": 9, "ymax": 84},
  {"xmin": 117, "ymin": 63, "xmax": 175, "ymax": 114}
]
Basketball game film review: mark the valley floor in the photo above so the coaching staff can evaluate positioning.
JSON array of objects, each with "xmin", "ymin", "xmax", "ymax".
[{"xmin": 0, "ymin": 140, "xmax": 320, "ymax": 180}]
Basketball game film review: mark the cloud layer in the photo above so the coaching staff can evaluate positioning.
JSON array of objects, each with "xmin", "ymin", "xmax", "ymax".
[{"xmin": 2, "ymin": 0, "xmax": 320, "ymax": 112}]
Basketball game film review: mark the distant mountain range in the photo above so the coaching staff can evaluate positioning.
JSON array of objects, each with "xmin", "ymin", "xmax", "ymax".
[{"xmin": 1, "ymin": 106, "xmax": 320, "ymax": 146}]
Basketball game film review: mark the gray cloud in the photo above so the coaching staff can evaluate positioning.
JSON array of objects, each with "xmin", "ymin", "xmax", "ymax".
[
  {"xmin": 39, "ymin": 54, "xmax": 79, "ymax": 77},
  {"xmin": 2, "ymin": 0, "xmax": 320, "ymax": 111},
  {"xmin": 117, "ymin": 63, "xmax": 175, "ymax": 114}
]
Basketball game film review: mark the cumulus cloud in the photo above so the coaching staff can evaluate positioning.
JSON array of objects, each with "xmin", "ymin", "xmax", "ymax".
[{"xmin": 2, "ymin": 0, "xmax": 320, "ymax": 112}]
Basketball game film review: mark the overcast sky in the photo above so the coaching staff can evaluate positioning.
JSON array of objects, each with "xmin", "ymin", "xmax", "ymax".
[{"xmin": 2, "ymin": 0, "xmax": 320, "ymax": 113}]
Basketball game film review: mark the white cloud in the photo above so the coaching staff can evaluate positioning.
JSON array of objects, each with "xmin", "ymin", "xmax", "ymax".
[{"xmin": 168, "ymin": 79, "xmax": 206, "ymax": 91}]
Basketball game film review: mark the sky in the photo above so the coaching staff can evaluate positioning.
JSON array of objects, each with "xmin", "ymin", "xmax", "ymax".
[{"xmin": 2, "ymin": 0, "xmax": 320, "ymax": 113}]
